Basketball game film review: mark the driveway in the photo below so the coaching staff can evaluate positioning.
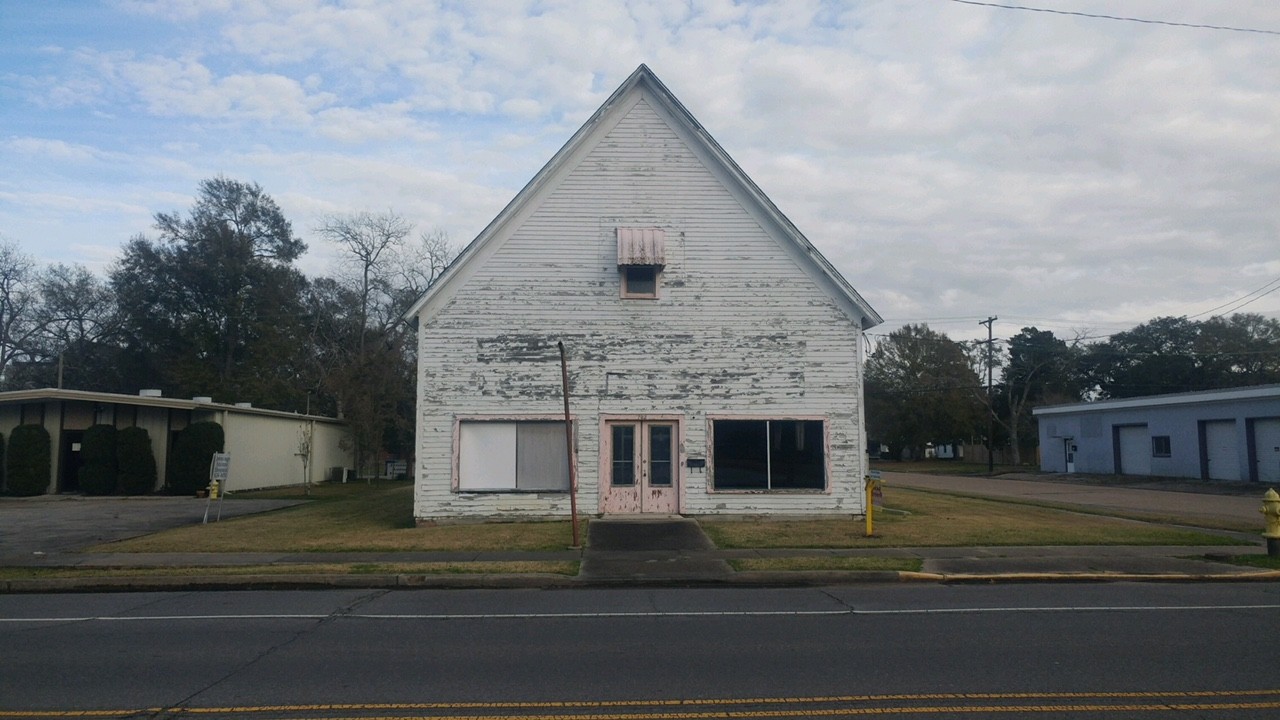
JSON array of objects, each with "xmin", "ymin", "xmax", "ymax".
[{"xmin": 0, "ymin": 495, "xmax": 302, "ymax": 559}]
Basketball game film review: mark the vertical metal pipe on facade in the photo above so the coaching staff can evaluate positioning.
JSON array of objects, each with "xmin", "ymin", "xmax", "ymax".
[{"xmin": 558, "ymin": 341, "xmax": 580, "ymax": 548}]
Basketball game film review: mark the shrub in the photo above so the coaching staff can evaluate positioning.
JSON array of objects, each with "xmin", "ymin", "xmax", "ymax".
[
  {"xmin": 79, "ymin": 424, "xmax": 118, "ymax": 495},
  {"xmin": 166, "ymin": 421, "xmax": 224, "ymax": 495},
  {"xmin": 117, "ymin": 426, "xmax": 158, "ymax": 495},
  {"xmin": 6, "ymin": 424, "xmax": 51, "ymax": 496}
]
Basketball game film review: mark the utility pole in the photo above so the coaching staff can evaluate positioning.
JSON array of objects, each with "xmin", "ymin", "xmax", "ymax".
[{"xmin": 979, "ymin": 316, "xmax": 997, "ymax": 475}]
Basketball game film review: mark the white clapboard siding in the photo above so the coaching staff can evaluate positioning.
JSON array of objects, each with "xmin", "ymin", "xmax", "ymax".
[{"xmin": 414, "ymin": 89, "xmax": 872, "ymax": 519}]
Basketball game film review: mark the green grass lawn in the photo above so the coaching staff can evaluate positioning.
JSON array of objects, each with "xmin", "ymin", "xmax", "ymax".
[
  {"xmin": 699, "ymin": 487, "xmax": 1245, "ymax": 549},
  {"xmin": 0, "ymin": 561, "xmax": 580, "ymax": 581},
  {"xmin": 88, "ymin": 480, "xmax": 1245, "ymax": 555},
  {"xmin": 97, "ymin": 481, "xmax": 586, "ymax": 553}
]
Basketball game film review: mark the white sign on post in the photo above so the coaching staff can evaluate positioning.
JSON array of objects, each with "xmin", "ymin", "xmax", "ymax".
[
  {"xmin": 203, "ymin": 453, "xmax": 232, "ymax": 524},
  {"xmin": 210, "ymin": 452, "xmax": 231, "ymax": 482}
]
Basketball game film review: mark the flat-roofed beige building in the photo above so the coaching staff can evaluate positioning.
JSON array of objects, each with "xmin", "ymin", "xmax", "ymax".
[{"xmin": 0, "ymin": 388, "xmax": 352, "ymax": 494}]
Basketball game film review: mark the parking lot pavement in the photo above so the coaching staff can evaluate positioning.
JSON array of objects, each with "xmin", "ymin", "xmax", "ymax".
[{"xmin": 0, "ymin": 496, "xmax": 302, "ymax": 558}]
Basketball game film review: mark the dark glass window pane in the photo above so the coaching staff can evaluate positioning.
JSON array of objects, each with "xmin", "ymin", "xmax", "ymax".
[
  {"xmin": 624, "ymin": 266, "xmax": 657, "ymax": 295},
  {"xmin": 611, "ymin": 425, "xmax": 635, "ymax": 486},
  {"xmin": 650, "ymin": 424, "xmax": 673, "ymax": 487},
  {"xmin": 713, "ymin": 419, "xmax": 825, "ymax": 490},
  {"xmin": 769, "ymin": 420, "xmax": 824, "ymax": 489},
  {"xmin": 713, "ymin": 420, "xmax": 768, "ymax": 489}
]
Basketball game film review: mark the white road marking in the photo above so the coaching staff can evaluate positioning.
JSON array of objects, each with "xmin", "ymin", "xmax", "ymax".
[{"xmin": 3, "ymin": 604, "xmax": 1279, "ymax": 622}]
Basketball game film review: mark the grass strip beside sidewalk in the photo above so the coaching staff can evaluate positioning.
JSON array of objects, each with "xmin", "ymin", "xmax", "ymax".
[
  {"xmin": 80, "ymin": 481, "xmax": 1246, "ymax": 561},
  {"xmin": 0, "ymin": 561, "xmax": 579, "ymax": 580},
  {"xmin": 700, "ymin": 488, "xmax": 1246, "ymax": 549}
]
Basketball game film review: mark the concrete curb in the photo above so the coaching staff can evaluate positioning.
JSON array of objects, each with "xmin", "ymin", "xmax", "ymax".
[{"xmin": 4, "ymin": 569, "xmax": 1278, "ymax": 593}]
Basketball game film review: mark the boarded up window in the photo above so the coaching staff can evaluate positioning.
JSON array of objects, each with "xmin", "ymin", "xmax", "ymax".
[
  {"xmin": 712, "ymin": 419, "xmax": 825, "ymax": 490},
  {"xmin": 458, "ymin": 421, "xmax": 570, "ymax": 491}
]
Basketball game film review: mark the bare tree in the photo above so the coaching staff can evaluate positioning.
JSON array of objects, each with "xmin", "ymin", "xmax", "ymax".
[
  {"xmin": 30, "ymin": 264, "xmax": 122, "ymax": 388},
  {"xmin": 316, "ymin": 211, "xmax": 413, "ymax": 351},
  {"xmin": 0, "ymin": 239, "xmax": 38, "ymax": 388},
  {"xmin": 311, "ymin": 212, "xmax": 457, "ymax": 479}
]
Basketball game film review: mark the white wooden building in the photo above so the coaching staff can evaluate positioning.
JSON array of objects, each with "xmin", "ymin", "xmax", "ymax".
[{"xmin": 404, "ymin": 65, "xmax": 882, "ymax": 520}]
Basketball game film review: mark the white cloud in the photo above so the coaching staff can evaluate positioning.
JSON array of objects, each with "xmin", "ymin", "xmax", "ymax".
[{"xmin": 5, "ymin": 0, "xmax": 1278, "ymax": 341}]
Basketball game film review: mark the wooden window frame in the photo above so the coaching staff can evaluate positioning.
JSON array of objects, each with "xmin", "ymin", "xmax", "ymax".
[
  {"xmin": 452, "ymin": 415, "xmax": 576, "ymax": 493},
  {"xmin": 706, "ymin": 415, "xmax": 831, "ymax": 493}
]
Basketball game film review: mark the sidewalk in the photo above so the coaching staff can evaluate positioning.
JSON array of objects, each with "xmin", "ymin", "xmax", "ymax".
[
  {"xmin": 3, "ymin": 474, "xmax": 1278, "ymax": 592},
  {"xmin": 3, "ymin": 542, "xmax": 1276, "ymax": 592}
]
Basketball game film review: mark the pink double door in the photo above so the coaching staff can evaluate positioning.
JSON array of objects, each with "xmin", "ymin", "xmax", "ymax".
[{"xmin": 600, "ymin": 419, "xmax": 679, "ymax": 514}]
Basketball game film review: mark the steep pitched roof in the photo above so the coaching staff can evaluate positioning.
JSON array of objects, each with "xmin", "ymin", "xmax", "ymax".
[{"xmin": 404, "ymin": 64, "xmax": 882, "ymax": 329}]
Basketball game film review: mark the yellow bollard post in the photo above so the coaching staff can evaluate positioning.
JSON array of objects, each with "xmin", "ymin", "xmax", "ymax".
[
  {"xmin": 1262, "ymin": 488, "xmax": 1280, "ymax": 558},
  {"xmin": 865, "ymin": 475, "xmax": 873, "ymax": 537}
]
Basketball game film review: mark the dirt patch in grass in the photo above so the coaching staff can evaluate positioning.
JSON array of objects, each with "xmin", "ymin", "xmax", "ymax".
[
  {"xmin": 700, "ymin": 488, "xmax": 1245, "ymax": 549},
  {"xmin": 93, "ymin": 483, "xmax": 586, "ymax": 553},
  {"xmin": 0, "ymin": 561, "xmax": 578, "ymax": 580},
  {"xmin": 729, "ymin": 557, "xmax": 922, "ymax": 572}
]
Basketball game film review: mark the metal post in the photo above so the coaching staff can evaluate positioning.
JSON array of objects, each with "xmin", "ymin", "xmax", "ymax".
[
  {"xmin": 979, "ymin": 316, "xmax": 997, "ymax": 475},
  {"xmin": 558, "ymin": 341, "xmax": 580, "ymax": 549}
]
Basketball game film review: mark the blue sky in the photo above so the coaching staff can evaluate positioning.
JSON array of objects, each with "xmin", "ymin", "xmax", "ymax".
[{"xmin": 2, "ymin": 0, "xmax": 1278, "ymax": 342}]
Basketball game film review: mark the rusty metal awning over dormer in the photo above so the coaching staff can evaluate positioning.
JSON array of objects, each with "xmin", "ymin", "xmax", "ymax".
[{"xmin": 616, "ymin": 227, "xmax": 665, "ymax": 267}]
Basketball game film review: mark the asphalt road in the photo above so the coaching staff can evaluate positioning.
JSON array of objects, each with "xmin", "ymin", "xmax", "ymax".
[{"xmin": 3, "ymin": 584, "xmax": 1279, "ymax": 718}]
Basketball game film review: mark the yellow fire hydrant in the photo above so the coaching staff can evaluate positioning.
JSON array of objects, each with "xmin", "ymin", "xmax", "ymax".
[
  {"xmin": 208, "ymin": 479, "xmax": 220, "ymax": 500},
  {"xmin": 1262, "ymin": 488, "xmax": 1280, "ymax": 558}
]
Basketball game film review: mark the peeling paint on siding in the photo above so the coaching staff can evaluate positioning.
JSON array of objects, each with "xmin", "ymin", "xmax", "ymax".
[{"xmin": 413, "ymin": 96, "xmax": 870, "ymax": 520}]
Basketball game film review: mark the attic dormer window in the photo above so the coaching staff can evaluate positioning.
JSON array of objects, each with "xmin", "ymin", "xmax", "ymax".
[{"xmin": 617, "ymin": 227, "xmax": 665, "ymax": 299}]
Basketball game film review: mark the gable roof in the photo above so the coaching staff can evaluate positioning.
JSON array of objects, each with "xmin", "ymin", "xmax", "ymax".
[{"xmin": 404, "ymin": 64, "xmax": 882, "ymax": 330}]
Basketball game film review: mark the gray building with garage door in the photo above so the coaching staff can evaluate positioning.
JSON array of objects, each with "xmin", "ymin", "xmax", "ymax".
[{"xmin": 1034, "ymin": 385, "xmax": 1280, "ymax": 484}]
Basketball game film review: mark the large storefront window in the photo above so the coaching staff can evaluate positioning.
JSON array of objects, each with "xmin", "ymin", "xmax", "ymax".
[{"xmin": 712, "ymin": 419, "xmax": 825, "ymax": 490}]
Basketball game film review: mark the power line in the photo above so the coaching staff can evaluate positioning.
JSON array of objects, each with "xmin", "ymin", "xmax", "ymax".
[
  {"xmin": 948, "ymin": 0, "xmax": 1280, "ymax": 36},
  {"xmin": 1188, "ymin": 275, "xmax": 1280, "ymax": 319}
]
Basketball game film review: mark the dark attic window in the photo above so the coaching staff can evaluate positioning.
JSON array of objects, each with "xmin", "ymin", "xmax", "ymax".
[{"xmin": 622, "ymin": 265, "xmax": 658, "ymax": 298}]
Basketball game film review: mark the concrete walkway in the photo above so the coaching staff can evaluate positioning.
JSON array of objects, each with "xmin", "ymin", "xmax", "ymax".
[{"xmin": 579, "ymin": 517, "xmax": 732, "ymax": 582}]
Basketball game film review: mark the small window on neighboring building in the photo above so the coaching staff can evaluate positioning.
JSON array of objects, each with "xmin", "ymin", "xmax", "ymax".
[
  {"xmin": 1151, "ymin": 435, "xmax": 1171, "ymax": 458},
  {"xmin": 457, "ymin": 421, "xmax": 571, "ymax": 492},
  {"xmin": 621, "ymin": 265, "xmax": 659, "ymax": 298}
]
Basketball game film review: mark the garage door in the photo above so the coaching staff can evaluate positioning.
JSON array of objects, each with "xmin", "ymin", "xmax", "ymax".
[
  {"xmin": 1116, "ymin": 425, "xmax": 1151, "ymax": 476},
  {"xmin": 1254, "ymin": 418, "xmax": 1280, "ymax": 484},
  {"xmin": 1203, "ymin": 420, "xmax": 1240, "ymax": 482}
]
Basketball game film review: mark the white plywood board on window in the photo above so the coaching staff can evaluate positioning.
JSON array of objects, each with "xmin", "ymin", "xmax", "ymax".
[
  {"xmin": 516, "ymin": 423, "xmax": 569, "ymax": 490},
  {"xmin": 459, "ymin": 423, "xmax": 516, "ymax": 489}
]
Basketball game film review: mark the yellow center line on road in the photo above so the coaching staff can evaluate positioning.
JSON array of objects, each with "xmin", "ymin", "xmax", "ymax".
[{"xmin": 3, "ymin": 689, "xmax": 1279, "ymax": 718}]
